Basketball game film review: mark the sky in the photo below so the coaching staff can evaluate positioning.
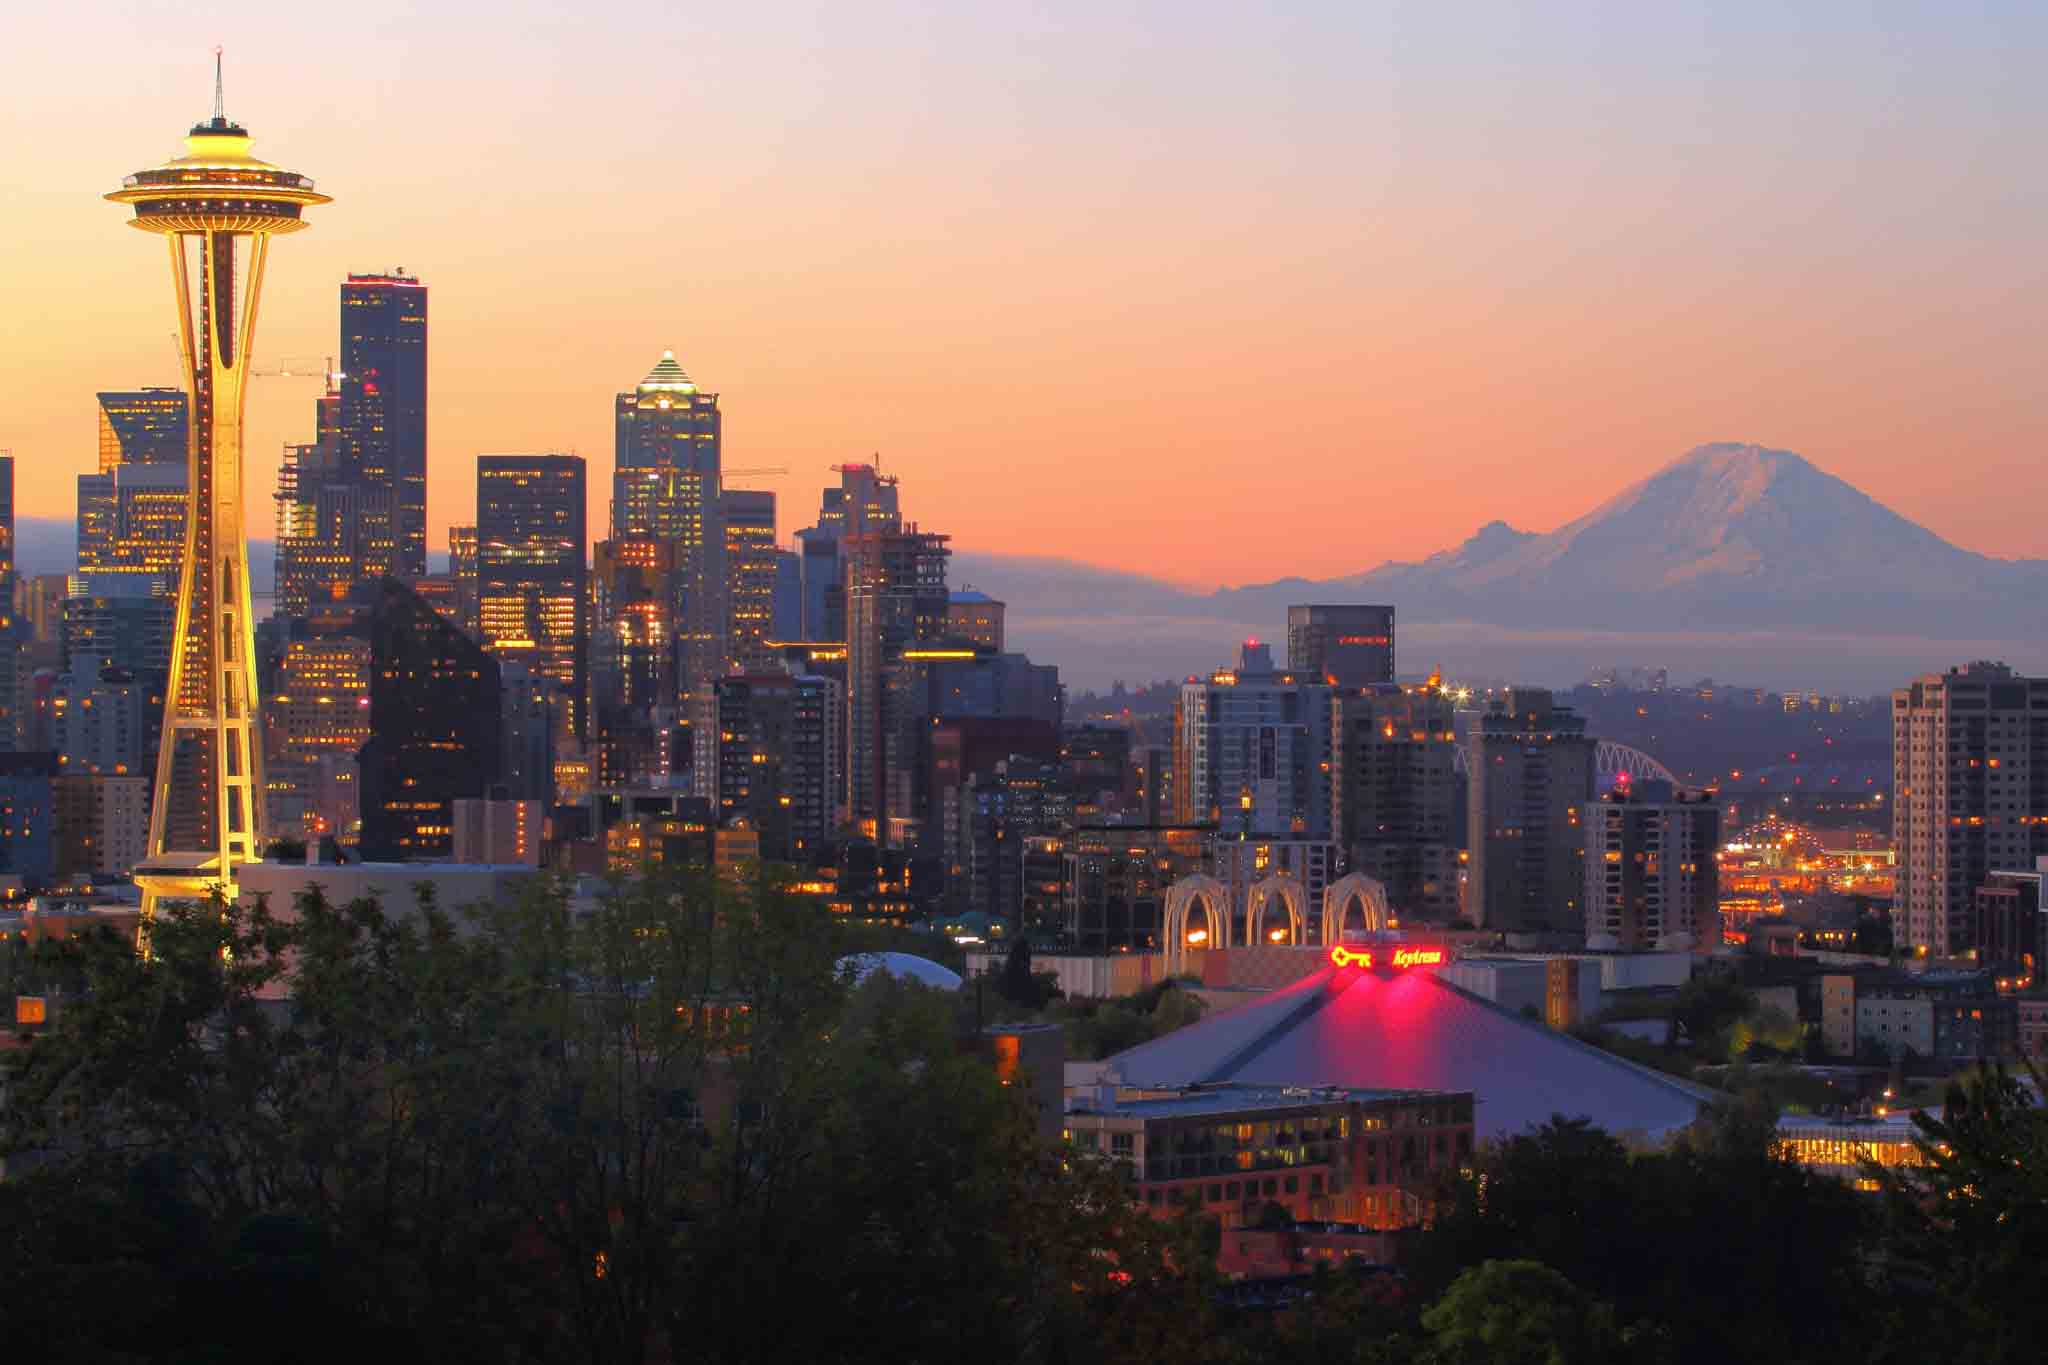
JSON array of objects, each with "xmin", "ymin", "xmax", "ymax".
[{"xmin": 4, "ymin": 1, "xmax": 2046, "ymax": 589}]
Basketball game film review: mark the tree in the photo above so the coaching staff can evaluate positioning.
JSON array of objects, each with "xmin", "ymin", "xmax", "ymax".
[
  {"xmin": 0, "ymin": 871, "xmax": 1228, "ymax": 1364},
  {"xmin": 1729, "ymin": 1004, "xmax": 1801, "ymax": 1059},
  {"xmin": 1671, "ymin": 974, "xmax": 1753, "ymax": 1055},
  {"xmin": 1871, "ymin": 1062, "xmax": 2048, "ymax": 1364},
  {"xmin": 1421, "ymin": 1259, "xmax": 1625, "ymax": 1365},
  {"xmin": 1408, "ymin": 1111, "xmax": 1876, "ymax": 1365}
]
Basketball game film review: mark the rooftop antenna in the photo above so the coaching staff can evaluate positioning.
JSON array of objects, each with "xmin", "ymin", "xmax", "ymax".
[{"xmin": 212, "ymin": 46, "xmax": 225, "ymax": 123}]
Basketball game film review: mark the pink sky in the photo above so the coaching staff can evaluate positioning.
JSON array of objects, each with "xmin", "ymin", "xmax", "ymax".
[{"xmin": 4, "ymin": 2, "xmax": 2045, "ymax": 587}]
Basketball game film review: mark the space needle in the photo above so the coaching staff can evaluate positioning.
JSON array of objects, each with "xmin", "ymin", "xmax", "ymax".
[{"xmin": 107, "ymin": 55, "xmax": 330, "ymax": 921}]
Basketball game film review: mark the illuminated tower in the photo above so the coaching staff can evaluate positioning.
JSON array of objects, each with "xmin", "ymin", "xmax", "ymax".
[{"xmin": 106, "ymin": 63, "xmax": 329, "ymax": 917}]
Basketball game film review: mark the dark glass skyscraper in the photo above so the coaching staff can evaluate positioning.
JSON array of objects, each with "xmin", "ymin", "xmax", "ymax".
[
  {"xmin": 477, "ymin": 454, "xmax": 588, "ymax": 740},
  {"xmin": 357, "ymin": 578, "xmax": 501, "ymax": 861},
  {"xmin": 339, "ymin": 271, "xmax": 428, "ymax": 578}
]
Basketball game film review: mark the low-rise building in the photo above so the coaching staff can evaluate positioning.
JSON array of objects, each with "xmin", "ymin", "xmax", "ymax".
[
  {"xmin": 1829, "ymin": 968, "xmax": 2017, "ymax": 1065},
  {"xmin": 2015, "ymin": 997, "xmax": 2048, "ymax": 1061},
  {"xmin": 1063, "ymin": 1083, "xmax": 1473, "ymax": 1232},
  {"xmin": 1776, "ymin": 1112, "xmax": 1928, "ymax": 1191}
]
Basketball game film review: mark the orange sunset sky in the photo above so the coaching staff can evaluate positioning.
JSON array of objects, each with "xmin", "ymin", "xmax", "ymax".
[{"xmin": 4, "ymin": 1, "xmax": 2045, "ymax": 588}]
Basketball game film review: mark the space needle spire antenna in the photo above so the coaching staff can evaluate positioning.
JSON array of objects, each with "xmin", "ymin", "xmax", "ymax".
[{"xmin": 108, "ymin": 63, "xmax": 330, "ymax": 925}]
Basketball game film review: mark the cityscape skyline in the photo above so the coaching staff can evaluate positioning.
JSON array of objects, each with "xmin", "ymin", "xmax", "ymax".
[{"xmin": 6, "ymin": 4, "xmax": 2048, "ymax": 590}]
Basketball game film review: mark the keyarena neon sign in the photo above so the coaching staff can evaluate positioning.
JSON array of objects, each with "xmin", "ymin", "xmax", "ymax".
[{"xmin": 1328, "ymin": 946, "xmax": 1445, "ymax": 970}]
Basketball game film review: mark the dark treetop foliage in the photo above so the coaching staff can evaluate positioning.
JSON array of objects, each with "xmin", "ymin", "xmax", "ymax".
[{"xmin": 0, "ymin": 872, "xmax": 1220, "ymax": 1365}]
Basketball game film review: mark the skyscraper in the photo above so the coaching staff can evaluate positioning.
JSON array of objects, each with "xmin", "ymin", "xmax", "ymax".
[
  {"xmin": 1332, "ymin": 681, "xmax": 1462, "ymax": 921},
  {"xmin": 272, "ymin": 431, "xmax": 393, "ymax": 616},
  {"xmin": 96, "ymin": 389, "xmax": 188, "ymax": 470},
  {"xmin": 722, "ymin": 489, "xmax": 778, "ymax": 673},
  {"xmin": 615, "ymin": 350, "xmax": 723, "ymax": 697},
  {"xmin": 107, "ymin": 68, "xmax": 329, "ymax": 915},
  {"xmin": 338, "ymin": 271, "xmax": 428, "ymax": 578},
  {"xmin": 1171, "ymin": 639, "xmax": 1333, "ymax": 841},
  {"xmin": 1582, "ymin": 781, "xmax": 1720, "ymax": 951},
  {"xmin": 76, "ymin": 462, "xmax": 187, "ymax": 587},
  {"xmin": 448, "ymin": 524, "xmax": 477, "ymax": 634},
  {"xmin": 476, "ymin": 454, "xmax": 588, "ymax": 739},
  {"xmin": 1893, "ymin": 663, "xmax": 2048, "ymax": 957},
  {"xmin": 263, "ymin": 630, "xmax": 372, "ymax": 841},
  {"xmin": 715, "ymin": 672, "xmax": 840, "ymax": 862},
  {"xmin": 1465, "ymin": 689, "xmax": 1597, "ymax": 935},
  {"xmin": 1288, "ymin": 604, "xmax": 1395, "ymax": 688},
  {"xmin": 844, "ymin": 527, "xmax": 950, "ymax": 836},
  {"xmin": 357, "ymin": 579, "xmax": 502, "ymax": 861},
  {"xmin": 796, "ymin": 463, "xmax": 900, "ymax": 641}
]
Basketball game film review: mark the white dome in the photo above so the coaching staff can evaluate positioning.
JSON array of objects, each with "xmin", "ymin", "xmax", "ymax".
[{"xmin": 838, "ymin": 952, "xmax": 964, "ymax": 992}]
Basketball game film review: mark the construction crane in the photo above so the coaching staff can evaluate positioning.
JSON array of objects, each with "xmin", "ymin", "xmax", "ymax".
[
  {"xmin": 721, "ymin": 466, "xmax": 789, "ymax": 493},
  {"xmin": 249, "ymin": 354, "xmax": 343, "ymax": 384}
]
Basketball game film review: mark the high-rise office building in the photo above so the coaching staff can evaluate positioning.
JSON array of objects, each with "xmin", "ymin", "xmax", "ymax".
[
  {"xmin": 1172, "ymin": 639, "xmax": 1333, "ymax": 841},
  {"xmin": 844, "ymin": 528, "xmax": 950, "ymax": 836},
  {"xmin": 615, "ymin": 351, "xmax": 722, "ymax": 695},
  {"xmin": 1288, "ymin": 605, "xmax": 1395, "ymax": 688},
  {"xmin": 722, "ymin": 489, "xmax": 779, "ymax": 674},
  {"xmin": 96, "ymin": 389, "xmax": 188, "ymax": 471},
  {"xmin": 476, "ymin": 454, "xmax": 588, "ymax": 740},
  {"xmin": 883, "ymin": 649, "xmax": 1063, "ymax": 851},
  {"xmin": 51, "ymin": 669, "xmax": 148, "ymax": 777},
  {"xmin": 338, "ymin": 271, "xmax": 428, "ymax": 577},
  {"xmin": 1466, "ymin": 689, "xmax": 1597, "ymax": 935},
  {"xmin": 1582, "ymin": 781, "xmax": 1720, "ymax": 951},
  {"xmin": 61, "ymin": 574, "xmax": 175, "ymax": 678},
  {"xmin": 0, "ymin": 635, "xmax": 32, "ymax": 752},
  {"xmin": 1332, "ymin": 682, "xmax": 1462, "ymax": 922},
  {"xmin": 448, "ymin": 524, "xmax": 478, "ymax": 634},
  {"xmin": 715, "ymin": 673, "xmax": 841, "ymax": 863},
  {"xmin": 357, "ymin": 579, "xmax": 502, "ymax": 861},
  {"xmin": 0, "ymin": 752, "xmax": 59, "ymax": 880},
  {"xmin": 451, "ymin": 797, "xmax": 542, "ymax": 867},
  {"xmin": 946, "ymin": 589, "xmax": 1005, "ymax": 650},
  {"xmin": 796, "ymin": 463, "xmax": 900, "ymax": 641},
  {"xmin": 76, "ymin": 463, "xmax": 187, "ymax": 587},
  {"xmin": 272, "ymin": 431, "xmax": 394, "ymax": 616},
  {"xmin": 1893, "ymin": 663, "xmax": 2048, "ymax": 957},
  {"xmin": 263, "ymin": 632, "xmax": 373, "ymax": 840},
  {"xmin": 497, "ymin": 659, "xmax": 558, "ymax": 805},
  {"xmin": 956, "ymin": 757, "xmax": 1072, "ymax": 926},
  {"xmin": 55, "ymin": 773, "xmax": 150, "ymax": 879}
]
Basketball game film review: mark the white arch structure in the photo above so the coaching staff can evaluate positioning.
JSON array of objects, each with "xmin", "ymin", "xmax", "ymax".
[
  {"xmin": 1322, "ymin": 872, "xmax": 1390, "ymax": 945},
  {"xmin": 1164, "ymin": 874, "xmax": 1231, "ymax": 975},
  {"xmin": 1246, "ymin": 873, "xmax": 1309, "ymax": 946},
  {"xmin": 1595, "ymin": 740, "xmax": 1680, "ymax": 787}
]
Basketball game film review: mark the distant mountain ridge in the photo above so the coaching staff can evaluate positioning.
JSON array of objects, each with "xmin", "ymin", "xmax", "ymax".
[
  {"xmin": 1204, "ymin": 443, "xmax": 2048, "ymax": 635},
  {"xmin": 16, "ymin": 443, "xmax": 2041, "ymax": 690}
]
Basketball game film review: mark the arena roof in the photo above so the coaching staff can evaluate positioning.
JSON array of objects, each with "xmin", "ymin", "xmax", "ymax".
[{"xmin": 1105, "ymin": 964, "xmax": 1717, "ymax": 1143}]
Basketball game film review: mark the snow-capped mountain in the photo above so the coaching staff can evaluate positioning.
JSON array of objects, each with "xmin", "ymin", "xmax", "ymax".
[{"xmin": 1212, "ymin": 443, "xmax": 2048, "ymax": 633}]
